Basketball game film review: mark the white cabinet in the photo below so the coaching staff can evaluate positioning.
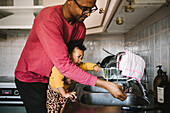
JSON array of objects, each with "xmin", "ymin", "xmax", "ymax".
[
  {"xmin": 84, "ymin": 0, "xmax": 107, "ymax": 29},
  {"xmin": 43, "ymin": 0, "xmax": 65, "ymax": 7},
  {"xmin": 0, "ymin": 0, "xmax": 43, "ymax": 29},
  {"xmin": 0, "ymin": 0, "xmax": 121, "ymax": 35}
]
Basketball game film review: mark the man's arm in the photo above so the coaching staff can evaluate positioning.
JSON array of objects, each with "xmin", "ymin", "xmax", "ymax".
[
  {"xmin": 79, "ymin": 63, "xmax": 127, "ymax": 101},
  {"xmin": 96, "ymin": 79, "xmax": 127, "ymax": 101}
]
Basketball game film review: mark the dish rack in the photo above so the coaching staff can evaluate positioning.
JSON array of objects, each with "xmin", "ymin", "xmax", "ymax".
[
  {"xmin": 101, "ymin": 67, "xmax": 128, "ymax": 81},
  {"xmin": 102, "ymin": 67, "xmax": 118, "ymax": 80}
]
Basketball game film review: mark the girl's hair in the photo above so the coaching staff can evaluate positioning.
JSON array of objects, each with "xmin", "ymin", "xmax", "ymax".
[{"xmin": 67, "ymin": 40, "xmax": 86, "ymax": 54}]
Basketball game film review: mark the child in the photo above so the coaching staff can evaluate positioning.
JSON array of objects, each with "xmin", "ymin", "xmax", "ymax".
[{"xmin": 46, "ymin": 40, "xmax": 101, "ymax": 113}]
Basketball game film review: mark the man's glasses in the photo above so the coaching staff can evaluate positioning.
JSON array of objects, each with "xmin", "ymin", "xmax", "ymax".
[{"xmin": 74, "ymin": 0, "xmax": 98, "ymax": 15}]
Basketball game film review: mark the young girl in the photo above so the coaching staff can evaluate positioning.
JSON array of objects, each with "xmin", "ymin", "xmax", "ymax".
[{"xmin": 46, "ymin": 40, "xmax": 101, "ymax": 113}]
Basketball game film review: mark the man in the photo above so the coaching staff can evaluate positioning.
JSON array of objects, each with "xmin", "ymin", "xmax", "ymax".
[{"xmin": 15, "ymin": 0, "xmax": 127, "ymax": 113}]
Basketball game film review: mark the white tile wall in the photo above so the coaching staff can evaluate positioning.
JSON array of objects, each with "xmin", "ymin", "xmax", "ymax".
[
  {"xmin": 0, "ymin": 33, "xmax": 124, "ymax": 78},
  {"xmin": 125, "ymin": 15, "xmax": 170, "ymax": 90},
  {"xmin": 83, "ymin": 34, "xmax": 124, "ymax": 63},
  {"xmin": 0, "ymin": 34, "xmax": 27, "ymax": 77}
]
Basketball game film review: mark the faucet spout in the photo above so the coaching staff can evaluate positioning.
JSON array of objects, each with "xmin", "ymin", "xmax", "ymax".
[
  {"xmin": 126, "ymin": 78, "xmax": 150, "ymax": 104},
  {"xmin": 138, "ymin": 82, "xmax": 150, "ymax": 104}
]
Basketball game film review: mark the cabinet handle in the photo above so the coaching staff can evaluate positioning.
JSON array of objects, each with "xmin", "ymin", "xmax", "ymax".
[{"xmin": 99, "ymin": 8, "xmax": 105, "ymax": 14}]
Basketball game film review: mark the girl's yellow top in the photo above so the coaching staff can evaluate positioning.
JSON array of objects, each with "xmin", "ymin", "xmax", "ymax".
[{"xmin": 49, "ymin": 62, "xmax": 96, "ymax": 89}]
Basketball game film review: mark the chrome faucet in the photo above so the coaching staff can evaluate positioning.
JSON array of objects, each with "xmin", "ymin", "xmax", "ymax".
[{"xmin": 126, "ymin": 78, "xmax": 150, "ymax": 104}]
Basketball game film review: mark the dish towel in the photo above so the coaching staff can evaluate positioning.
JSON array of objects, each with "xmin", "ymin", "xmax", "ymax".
[{"xmin": 118, "ymin": 50, "xmax": 145, "ymax": 82}]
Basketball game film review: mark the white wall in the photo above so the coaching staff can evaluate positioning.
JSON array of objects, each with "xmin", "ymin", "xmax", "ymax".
[
  {"xmin": 84, "ymin": 34, "xmax": 124, "ymax": 63},
  {"xmin": 125, "ymin": 14, "xmax": 170, "ymax": 90},
  {"xmin": 0, "ymin": 34, "xmax": 27, "ymax": 77}
]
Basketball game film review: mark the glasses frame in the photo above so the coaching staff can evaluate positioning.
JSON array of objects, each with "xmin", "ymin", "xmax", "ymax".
[{"xmin": 74, "ymin": 0, "xmax": 98, "ymax": 15}]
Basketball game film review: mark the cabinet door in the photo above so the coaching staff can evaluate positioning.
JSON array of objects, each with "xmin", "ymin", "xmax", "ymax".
[
  {"xmin": 43, "ymin": 0, "xmax": 65, "ymax": 7},
  {"xmin": 84, "ymin": 0, "xmax": 108, "ymax": 29}
]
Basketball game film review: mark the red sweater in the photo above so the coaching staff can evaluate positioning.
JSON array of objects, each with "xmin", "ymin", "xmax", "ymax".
[{"xmin": 15, "ymin": 5, "xmax": 97, "ymax": 86}]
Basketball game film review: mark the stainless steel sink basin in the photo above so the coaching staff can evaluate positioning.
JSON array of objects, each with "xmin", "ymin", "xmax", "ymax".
[
  {"xmin": 80, "ymin": 92, "xmax": 148, "ymax": 106},
  {"xmin": 76, "ymin": 84, "xmax": 150, "ymax": 106},
  {"xmin": 83, "ymin": 85, "xmax": 108, "ymax": 93}
]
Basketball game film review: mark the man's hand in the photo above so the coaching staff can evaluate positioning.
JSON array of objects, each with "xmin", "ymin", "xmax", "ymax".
[{"xmin": 96, "ymin": 79, "xmax": 127, "ymax": 101}]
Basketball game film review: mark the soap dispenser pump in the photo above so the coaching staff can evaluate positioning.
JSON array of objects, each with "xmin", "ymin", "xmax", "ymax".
[{"xmin": 153, "ymin": 65, "xmax": 163, "ymax": 99}]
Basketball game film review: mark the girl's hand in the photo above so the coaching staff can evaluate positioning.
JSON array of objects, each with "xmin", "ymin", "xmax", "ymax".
[
  {"xmin": 93, "ymin": 65, "xmax": 101, "ymax": 73},
  {"xmin": 64, "ymin": 91, "xmax": 77, "ymax": 100}
]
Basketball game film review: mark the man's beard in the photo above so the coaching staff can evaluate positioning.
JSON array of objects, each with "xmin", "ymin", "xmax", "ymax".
[{"xmin": 74, "ymin": 15, "xmax": 87, "ymax": 23}]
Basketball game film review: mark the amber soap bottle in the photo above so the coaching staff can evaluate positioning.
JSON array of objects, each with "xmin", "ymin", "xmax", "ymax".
[
  {"xmin": 157, "ymin": 72, "xmax": 168, "ymax": 104},
  {"xmin": 153, "ymin": 65, "xmax": 163, "ymax": 99}
]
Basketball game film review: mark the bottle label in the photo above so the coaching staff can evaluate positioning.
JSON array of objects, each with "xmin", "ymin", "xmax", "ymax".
[{"xmin": 157, "ymin": 87, "xmax": 164, "ymax": 103}]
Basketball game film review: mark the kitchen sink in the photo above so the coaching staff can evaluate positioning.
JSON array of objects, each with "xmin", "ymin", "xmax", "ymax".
[
  {"xmin": 75, "ymin": 81, "xmax": 150, "ymax": 106},
  {"xmin": 80, "ymin": 92, "xmax": 147, "ymax": 106},
  {"xmin": 83, "ymin": 85, "xmax": 108, "ymax": 93}
]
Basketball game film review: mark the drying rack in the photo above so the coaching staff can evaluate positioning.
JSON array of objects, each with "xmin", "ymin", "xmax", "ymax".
[
  {"xmin": 101, "ymin": 67, "xmax": 128, "ymax": 81},
  {"xmin": 100, "ymin": 51, "xmax": 128, "ymax": 81}
]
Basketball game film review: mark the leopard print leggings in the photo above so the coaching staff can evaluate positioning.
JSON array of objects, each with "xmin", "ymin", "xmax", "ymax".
[{"xmin": 46, "ymin": 88, "xmax": 67, "ymax": 113}]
